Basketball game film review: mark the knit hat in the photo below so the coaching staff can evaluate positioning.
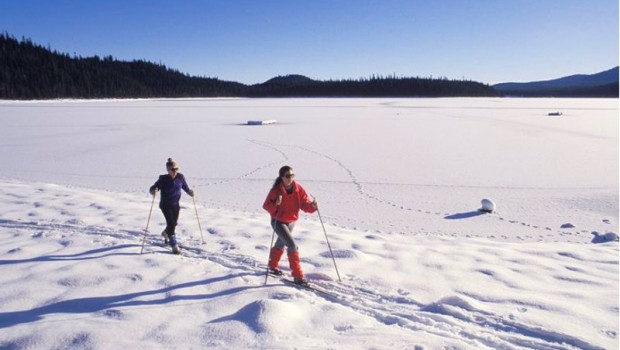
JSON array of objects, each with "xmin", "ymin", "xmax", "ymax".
[{"xmin": 166, "ymin": 158, "xmax": 179, "ymax": 169}]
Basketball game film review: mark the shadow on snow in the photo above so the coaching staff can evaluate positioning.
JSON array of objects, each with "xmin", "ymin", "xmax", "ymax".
[{"xmin": 0, "ymin": 272, "xmax": 266, "ymax": 329}]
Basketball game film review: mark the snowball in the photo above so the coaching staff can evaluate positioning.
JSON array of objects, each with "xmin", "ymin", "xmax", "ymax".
[{"xmin": 480, "ymin": 198, "xmax": 496, "ymax": 213}]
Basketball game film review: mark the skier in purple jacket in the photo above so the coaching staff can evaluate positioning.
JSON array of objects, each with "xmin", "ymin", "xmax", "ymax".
[{"xmin": 149, "ymin": 158, "xmax": 194, "ymax": 254}]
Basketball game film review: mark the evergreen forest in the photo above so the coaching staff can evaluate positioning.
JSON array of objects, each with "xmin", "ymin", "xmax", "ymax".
[{"xmin": 1, "ymin": 33, "xmax": 498, "ymax": 99}]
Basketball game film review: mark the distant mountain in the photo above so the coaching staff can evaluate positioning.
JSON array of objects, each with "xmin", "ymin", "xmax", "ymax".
[
  {"xmin": 261, "ymin": 74, "xmax": 315, "ymax": 85},
  {"xmin": 493, "ymin": 67, "xmax": 619, "ymax": 97}
]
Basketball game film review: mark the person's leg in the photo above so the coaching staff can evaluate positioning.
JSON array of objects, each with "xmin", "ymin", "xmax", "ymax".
[
  {"xmin": 168, "ymin": 203, "xmax": 180, "ymax": 246},
  {"xmin": 268, "ymin": 246, "xmax": 285, "ymax": 272},
  {"xmin": 160, "ymin": 204, "xmax": 175, "ymax": 236},
  {"xmin": 272, "ymin": 220, "xmax": 304, "ymax": 281},
  {"xmin": 268, "ymin": 220, "xmax": 288, "ymax": 272},
  {"xmin": 272, "ymin": 220, "xmax": 297, "ymax": 252},
  {"xmin": 160, "ymin": 203, "xmax": 180, "ymax": 252},
  {"xmin": 287, "ymin": 250, "xmax": 304, "ymax": 281}
]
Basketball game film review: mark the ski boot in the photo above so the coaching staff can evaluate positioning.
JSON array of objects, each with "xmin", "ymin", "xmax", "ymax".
[
  {"xmin": 269, "ymin": 268, "xmax": 284, "ymax": 276},
  {"xmin": 161, "ymin": 229, "xmax": 169, "ymax": 244},
  {"xmin": 293, "ymin": 277, "xmax": 309, "ymax": 286},
  {"xmin": 169, "ymin": 234, "xmax": 180, "ymax": 255}
]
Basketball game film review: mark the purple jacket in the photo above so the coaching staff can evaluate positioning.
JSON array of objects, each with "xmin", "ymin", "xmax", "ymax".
[{"xmin": 150, "ymin": 173, "xmax": 191, "ymax": 205}]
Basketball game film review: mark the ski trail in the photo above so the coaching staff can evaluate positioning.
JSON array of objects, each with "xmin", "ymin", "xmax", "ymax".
[
  {"xmin": 0, "ymin": 218, "xmax": 142, "ymax": 244},
  {"xmin": 212, "ymin": 251, "xmax": 602, "ymax": 349},
  {"xmin": 158, "ymin": 236, "xmax": 603, "ymax": 350},
  {"xmin": 0, "ymin": 207, "xmax": 609, "ymax": 350},
  {"xmin": 313, "ymin": 278, "xmax": 605, "ymax": 350}
]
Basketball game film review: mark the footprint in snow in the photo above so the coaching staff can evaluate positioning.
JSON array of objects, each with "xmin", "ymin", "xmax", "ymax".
[
  {"xmin": 320, "ymin": 249, "xmax": 357, "ymax": 259},
  {"xmin": 125, "ymin": 273, "xmax": 143, "ymax": 282},
  {"xmin": 100, "ymin": 309, "xmax": 126, "ymax": 320}
]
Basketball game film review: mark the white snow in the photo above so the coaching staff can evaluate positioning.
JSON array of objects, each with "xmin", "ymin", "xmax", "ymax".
[{"xmin": 0, "ymin": 98, "xmax": 617, "ymax": 349}]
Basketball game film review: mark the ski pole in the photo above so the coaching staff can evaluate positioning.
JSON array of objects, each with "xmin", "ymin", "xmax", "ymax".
[
  {"xmin": 192, "ymin": 194, "xmax": 206, "ymax": 245},
  {"xmin": 264, "ymin": 195, "xmax": 281, "ymax": 285},
  {"xmin": 315, "ymin": 200, "xmax": 342, "ymax": 282},
  {"xmin": 264, "ymin": 225, "xmax": 277, "ymax": 285},
  {"xmin": 140, "ymin": 192, "xmax": 157, "ymax": 254}
]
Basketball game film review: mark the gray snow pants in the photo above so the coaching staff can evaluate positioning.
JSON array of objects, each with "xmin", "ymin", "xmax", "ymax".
[{"xmin": 271, "ymin": 219, "xmax": 298, "ymax": 253}]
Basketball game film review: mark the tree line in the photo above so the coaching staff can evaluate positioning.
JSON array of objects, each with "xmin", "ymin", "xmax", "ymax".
[{"xmin": 1, "ymin": 33, "xmax": 498, "ymax": 99}]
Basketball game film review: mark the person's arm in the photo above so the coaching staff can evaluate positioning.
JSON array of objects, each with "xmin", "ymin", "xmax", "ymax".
[
  {"xmin": 149, "ymin": 176, "xmax": 162, "ymax": 195},
  {"xmin": 298, "ymin": 186, "xmax": 317, "ymax": 214},
  {"xmin": 263, "ymin": 188, "xmax": 280, "ymax": 217},
  {"xmin": 180, "ymin": 174, "xmax": 194, "ymax": 197}
]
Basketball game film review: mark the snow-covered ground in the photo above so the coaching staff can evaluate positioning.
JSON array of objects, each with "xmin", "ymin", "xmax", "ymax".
[{"xmin": 0, "ymin": 98, "xmax": 617, "ymax": 349}]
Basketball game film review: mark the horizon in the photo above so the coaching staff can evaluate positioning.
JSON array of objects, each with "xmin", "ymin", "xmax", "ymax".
[
  {"xmin": 0, "ymin": 1, "xmax": 617, "ymax": 86},
  {"xmin": 3, "ymin": 32, "xmax": 617, "ymax": 88}
]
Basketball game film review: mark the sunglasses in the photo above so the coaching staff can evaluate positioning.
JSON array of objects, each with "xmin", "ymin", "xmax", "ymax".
[
  {"xmin": 284, "ymin": 174, "xmax": 295, "ymax": 179},
  {"xmin": 169, "ymin": 168, "xmax": 179, "ymax": 171}
]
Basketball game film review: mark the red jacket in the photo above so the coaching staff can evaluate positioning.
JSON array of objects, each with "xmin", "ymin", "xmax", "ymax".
[{"xmin": 263, "ymin": 181, "xmax": 316, "ymax": 223}]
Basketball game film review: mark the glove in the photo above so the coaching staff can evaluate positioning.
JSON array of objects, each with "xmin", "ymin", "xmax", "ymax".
[
  {"xmin": 188, "ymin": 189, "xmax": 195, "ymax": 197},
  {"xmin": 149, "ymin": 188, "xmax": 157, "ymax": 196}
]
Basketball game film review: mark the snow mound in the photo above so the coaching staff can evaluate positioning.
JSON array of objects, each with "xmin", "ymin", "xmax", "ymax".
[
  {"xmin": 210, "ymin": 298, "xmax": 312, "ymax": 338},
  {"xmin": 591, "ymin": 231, "xmax": 619, "ymax": 244}
]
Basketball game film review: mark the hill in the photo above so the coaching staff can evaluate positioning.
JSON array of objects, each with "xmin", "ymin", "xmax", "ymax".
[
  {"xmin": 262, "ymin": 74, "xmax": 316, "ymax": 85},
  {"xmin": 493, "ymin": 67, "xmax": 619, "ymax": 97}
]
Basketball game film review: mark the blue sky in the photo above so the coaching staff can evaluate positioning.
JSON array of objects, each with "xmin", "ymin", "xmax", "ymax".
[{"xmin": 1, "ymin": 0, "xmax": 617, "ymax": 85}]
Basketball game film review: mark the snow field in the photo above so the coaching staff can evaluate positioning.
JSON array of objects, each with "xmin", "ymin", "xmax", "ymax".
[
  {"xmin": 0, "ymin": 179, "xmax": 617, "ymax": 349},
  {"xmin": 0, "ymin": 98, "xmax": 617, "ymax": 349}
]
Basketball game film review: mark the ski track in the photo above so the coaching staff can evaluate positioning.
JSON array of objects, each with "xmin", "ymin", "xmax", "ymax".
[
  {"xmin": 147, "ymin": 233, "xmax": 607, "ymax": 350},
  {"xmin": 0, "ymin": 186, "xmax": 614, "ymax": 350},
  {"xmin": 182, "ymin": 239, "xmax": 607, "ymax": 349}
]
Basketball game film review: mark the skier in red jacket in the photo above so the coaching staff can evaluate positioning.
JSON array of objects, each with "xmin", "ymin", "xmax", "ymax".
[{"xmin": 263, "ymin": 165, "xmax": 317, "ymax": 285}]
